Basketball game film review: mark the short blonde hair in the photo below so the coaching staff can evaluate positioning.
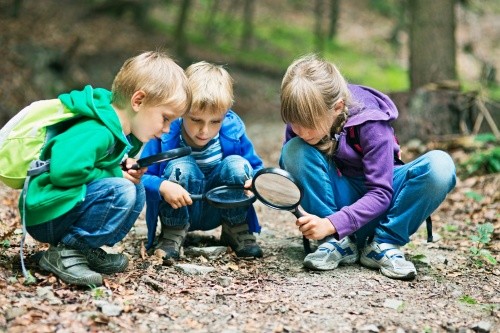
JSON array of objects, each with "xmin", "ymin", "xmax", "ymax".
[
  {"xmin": 185, "ymin": 61, "xmax": 233, "ymax": 114},
  {"xmin": 112, "ymin": 51, "xmax": 191, "ymax": 114},
  {"xmin": 281, "ymin": 54, "xmax": 351, "ymax": 155}
]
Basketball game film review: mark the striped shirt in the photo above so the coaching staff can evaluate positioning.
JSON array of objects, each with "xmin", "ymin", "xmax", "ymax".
[{"xmin": 180, "ymin": 134, "xmax": 223, "ymax": 176}]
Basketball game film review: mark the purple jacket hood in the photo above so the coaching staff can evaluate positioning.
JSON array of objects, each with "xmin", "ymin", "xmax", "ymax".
[{"xmin": 344, "ymin": 84, "xmax": 398, "ymax": 127}]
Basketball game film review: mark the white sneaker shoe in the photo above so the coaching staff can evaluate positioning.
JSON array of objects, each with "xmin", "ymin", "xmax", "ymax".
[
  {"xmin": 360, "ymin": 241, "xmax": 416, "ymax": 280},
  {"xmin": 303, "ymin": 236, "xmax": 358, "ymax": 270}
]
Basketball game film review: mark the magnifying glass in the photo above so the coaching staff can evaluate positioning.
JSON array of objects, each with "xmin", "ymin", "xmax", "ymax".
[
  {"xmin": 129, "ymin": 146, "xmax": 192, "ymax": 170},
  {"xmin": 251, "ymin": 167, "xmax": 312, "ymax": 254},
  {"xmin": 190, "ymin": 184, "xmax": 256, "ymax": 208}
]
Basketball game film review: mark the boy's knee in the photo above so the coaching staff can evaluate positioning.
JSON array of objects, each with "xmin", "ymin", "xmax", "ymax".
[
  {"xmin": 425, "ymin": 150, "xmax": 457, "ymax": 190},
  {"xmin": 221, "ymin": 155, "xmax": 253, "ymax": 179},
  {"xmin": 223, "ymin": 155, "xmax": 249, "ymax": 168},
  {"xmin": 113, "ymin": 179, "xmax": 139, "ymax": 207},
  {"xmin": 164, "ymin": 157, "xmax": 201, "ymax": 182}
]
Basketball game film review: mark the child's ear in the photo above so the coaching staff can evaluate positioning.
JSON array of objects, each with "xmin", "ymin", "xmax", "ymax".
[{"xmin": 131, "ymin": 90, "xmax": 146, "ymax": 112}]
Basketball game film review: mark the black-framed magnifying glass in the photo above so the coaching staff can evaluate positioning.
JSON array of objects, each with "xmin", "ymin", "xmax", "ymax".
[
  {"xmin": 190, "ymin": 184, "xmax": 256, "ymax": 209},
  {"xmin": 252, "ymin": 167, "xmax": 312, "ymax": 254},
  {"xmin": 129, "ymin": 146, "xmax": 192, "ymax": 170}
]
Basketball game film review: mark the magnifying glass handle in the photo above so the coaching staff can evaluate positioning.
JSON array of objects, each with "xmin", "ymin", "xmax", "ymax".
[
  {"xmin": 292, "ymin": 206, "xmax": 305, "ymax": 218},
  {"xmin": 121, "ymin": 161, "xmax": 140, "ymax": 171},
  {"xmin": 303, "ymin": 237, "xmax": 312, "ymax": 254},
  {"xmin": 190, "ymin": 194, "xmax": 203, "ymax": 200},
  {"xmin": 291, "ymin": 206, "xmax": 312, "ymax": 253},
  {"xmin": 129, "ymin": 163, "xmax": 140, "ymax": 170}
]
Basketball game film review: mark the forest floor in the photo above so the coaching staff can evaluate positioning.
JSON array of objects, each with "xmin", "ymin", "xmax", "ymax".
[
  {"xmin": 0, "ymin": 1, "xmax": 499, "ymax": 332},
  {"xmin": 0, "ymin": 126, "xmax": 499, "ymax": 333}
]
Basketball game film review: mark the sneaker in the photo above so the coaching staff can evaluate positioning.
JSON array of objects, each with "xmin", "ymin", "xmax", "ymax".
[
  {"xmin": 39, "ymin": 244, "xmax": 103, "ymax": 286},
  {"xmin": 360, "ymin": 241, "xmax": 416, "ymax": 280},
  {"xmin": 220, "ymin": 222, "xmax": 263, "ymax": 258},
  {"xmin": 155, "ymin": 225, "xmax": 189, "ymax": 260},
  {"xmin": 303, "ymin": 236, "xmax": 358, "ymax": 270},
  {"xmin": 81, "ymin": 248, "xmax": 129, "ymax": 274}
]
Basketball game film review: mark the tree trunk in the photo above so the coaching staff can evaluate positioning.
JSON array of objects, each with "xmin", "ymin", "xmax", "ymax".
[
  {"xmin": 240, "ymin": 0, "xmax": 256, "ymax": 50},
  {"xmin": 314, "ymin": 0, "xmax": 325, "ymax": 53},
  {"xmin": 409, "ymin": 0, "xmax": 457, "ymax": 91},
  {"xmin": 174, "ymin": 0, "xmax": 192, "ymax": 58},
  {"xmin": 327, "ymin": 0, "xmax": 339, "ymax": 39},
  {"xmin": 204, "ymin": 0, "xmax": 221, "ymax": 42}
]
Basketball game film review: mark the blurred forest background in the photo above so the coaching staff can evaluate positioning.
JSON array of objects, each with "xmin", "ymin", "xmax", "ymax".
[{"xmin": 0, "ymin": 0, "xmax": 499, "ymax": 173}]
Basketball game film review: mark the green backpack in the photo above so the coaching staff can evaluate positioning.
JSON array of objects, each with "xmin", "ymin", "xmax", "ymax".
[
  {"xmin": 0, "ymin": 99, "xmax": 79, "ymax": 284},
  {"xmin": 0, "ymin": 99, "xmax": 78, "ymax": 189}
]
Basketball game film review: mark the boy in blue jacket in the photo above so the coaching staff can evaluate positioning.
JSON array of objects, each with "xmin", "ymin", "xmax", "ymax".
[{"xmin": 141, "ymin": 61, "xmax": 264, "ymax": 260}]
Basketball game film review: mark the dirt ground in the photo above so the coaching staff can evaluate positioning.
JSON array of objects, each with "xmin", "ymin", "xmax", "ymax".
[
  {"xmin": 0, "ymin": 119, "xmax": 499, "ymax": 332},
  {"xmin": 0, "ymin": 1, "xmax": 499, "ymax": 332}
]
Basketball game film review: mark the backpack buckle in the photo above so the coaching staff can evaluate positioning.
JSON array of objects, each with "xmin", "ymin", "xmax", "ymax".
[{"xmin": 27, "ymin": 160, "xmax": 50, "ymax": 176}]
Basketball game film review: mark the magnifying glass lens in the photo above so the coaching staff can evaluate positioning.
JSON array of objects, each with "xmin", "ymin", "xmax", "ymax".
[{"xmin": 253, "ymin": 172, "xmax": 301, "ymax": 209}]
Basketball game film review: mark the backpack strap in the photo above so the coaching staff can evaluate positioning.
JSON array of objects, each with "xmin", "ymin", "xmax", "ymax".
[
  {"xmin": 346, "ymin": 125, "xmax": 404, "ymax": 165},
  {"xmin": 346, "ymin": 126, "xmax": 363, "ymax": 154},
  {"xmin": 19, "ymin": 159, "xmax": 51, "ymax": 284},
  {"xmin": 344, "ymin": 125, "xmax": 433, "ymax": 243}
]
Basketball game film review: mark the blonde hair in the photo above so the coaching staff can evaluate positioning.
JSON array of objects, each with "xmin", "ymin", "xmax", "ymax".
[
  {"xmin": 185, "ymin": 61, "xmax": 234, "ymax": 114},
  {"xmin": 112, "ymin": 51, "xmax": 192, "ymax": 114},
  {"xmin": 281, "ymin": 54, "xmax": 351, "ymax": 156}
]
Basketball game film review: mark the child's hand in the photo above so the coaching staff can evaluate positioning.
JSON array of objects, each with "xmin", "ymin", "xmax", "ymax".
[
  {"xmin": 159, "ymin": 180, "xmax": 193, "ymax": 209},
  {"xmin": 296, "ymin": 214, "xmax": 336, "ymax": 240},
  {"xmin": 243, "ymin": 179, "xmax": 254, "ymax": 196},
  {"xmin": 243, "ymin": 179, "xmax": 253, "ymax": 189},
  {"xmin": 121, "ymin": 158, "xmax": 147, "ymax": 184}
]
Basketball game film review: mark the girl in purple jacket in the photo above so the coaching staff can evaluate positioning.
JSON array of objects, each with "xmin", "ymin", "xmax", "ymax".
[{"xmin": 279, "ymin": 54, "xmax": 456, "ymax": 280}]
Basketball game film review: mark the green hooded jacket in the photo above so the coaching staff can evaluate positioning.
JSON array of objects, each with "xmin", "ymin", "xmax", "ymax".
[{"xmin": 21, "ymin": 85, "xmax": 142, "ymax": 226}]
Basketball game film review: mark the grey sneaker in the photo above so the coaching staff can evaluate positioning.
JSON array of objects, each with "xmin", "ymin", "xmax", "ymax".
[
  {"xmin": 155, "ymin": 225, "xmax": 189, "ymax": 260},
  {"xmin": 81, "ymin": 248, "xmax": 129, "ymax": 274},
  {"xmin": 39, "ymin": 244, "xmax": 103, "ymax": 286},
  {"xmin": 303, "ymin": 236, "xmax": 358, "ymax": 270},
  {"xmin": 360, "ymin": 241, "xmax": 416, "ymax": 280},
  {"xmin": 220, "ymin": 222, "xmax": 263, "ymax": 258}
]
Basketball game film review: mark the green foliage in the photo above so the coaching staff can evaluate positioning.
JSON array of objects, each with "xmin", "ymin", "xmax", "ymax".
[
  {"xmin": 443, "ymin": 224, "xmax": 458, "ymax": 232},
  {"xmin": 89, "ymin": 285, "xmax": 106, "ymax": 299},
  {"xmin": 471, "ymin": 223, "xmax": 494, "ymax": 244},
  {"xmin": 459, "ymin": 295, "xmax": 478, "ymax": 304},
  {"xmin": 465, "ymin": 191, "xmax": 484, "ymax": 202},
  {"xmin": 459, "ymin": 145, "xmax": 500, "ymax": 178},
  {"xmin": 411, "ymin": 253, "xmax": 428, "ymax": 265},
  {"xmin": 369, "ymin": 0, "xmax": 403, "ymax": 17},
  {"xmin": 469, "ymin": 223, "xmax": 497, "ymax": 267},
  {"xmin": 474, "ymin": 133, "xmax": 498, "ymax": 143},
  {"xmin": 487, "ymin": 83, "xmax": 500, "ymax": 100},
  {"xmin": 23, "ymin": 270, "xmax": 37, "ymax": 285}
]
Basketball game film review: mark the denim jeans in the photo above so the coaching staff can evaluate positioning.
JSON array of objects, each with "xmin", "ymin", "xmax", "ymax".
[
  {"xmin": 159, "ymin": 155, "xmax": 253, "ymax": 231},
  {"xmin": 280, "ymin": 138, "xmax": 456, "ymax": 246},
  {"xmin": 27, "ymin": 178, "xmax": 145, "ymax": 249}
]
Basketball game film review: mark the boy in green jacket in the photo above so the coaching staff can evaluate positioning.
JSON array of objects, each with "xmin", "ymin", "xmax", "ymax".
[{"xmin": 22, "ymin": 51, "xmax": 191, "ymax": 286}]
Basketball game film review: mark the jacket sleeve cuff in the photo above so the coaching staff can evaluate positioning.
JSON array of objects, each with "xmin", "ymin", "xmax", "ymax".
[
  {"xmin": 326, "ymin": 209, "xmax": 357, "ymax": 240},
  {"xmin": 142, "ymin": 175, "xmax": 164, "ymax": 202}
]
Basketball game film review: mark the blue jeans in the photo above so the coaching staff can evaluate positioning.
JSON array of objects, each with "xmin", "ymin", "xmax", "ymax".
[
  {"xmin": 159, "ymin": 155, "xmax": 253, "ymax": 231},
  {"xmin": 27, "ymin": 178, "xmax": 145, "ymax": 249},
  {"xmin": 280, "ymin": 138, "xmax": 456, "ymax": 246}
]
